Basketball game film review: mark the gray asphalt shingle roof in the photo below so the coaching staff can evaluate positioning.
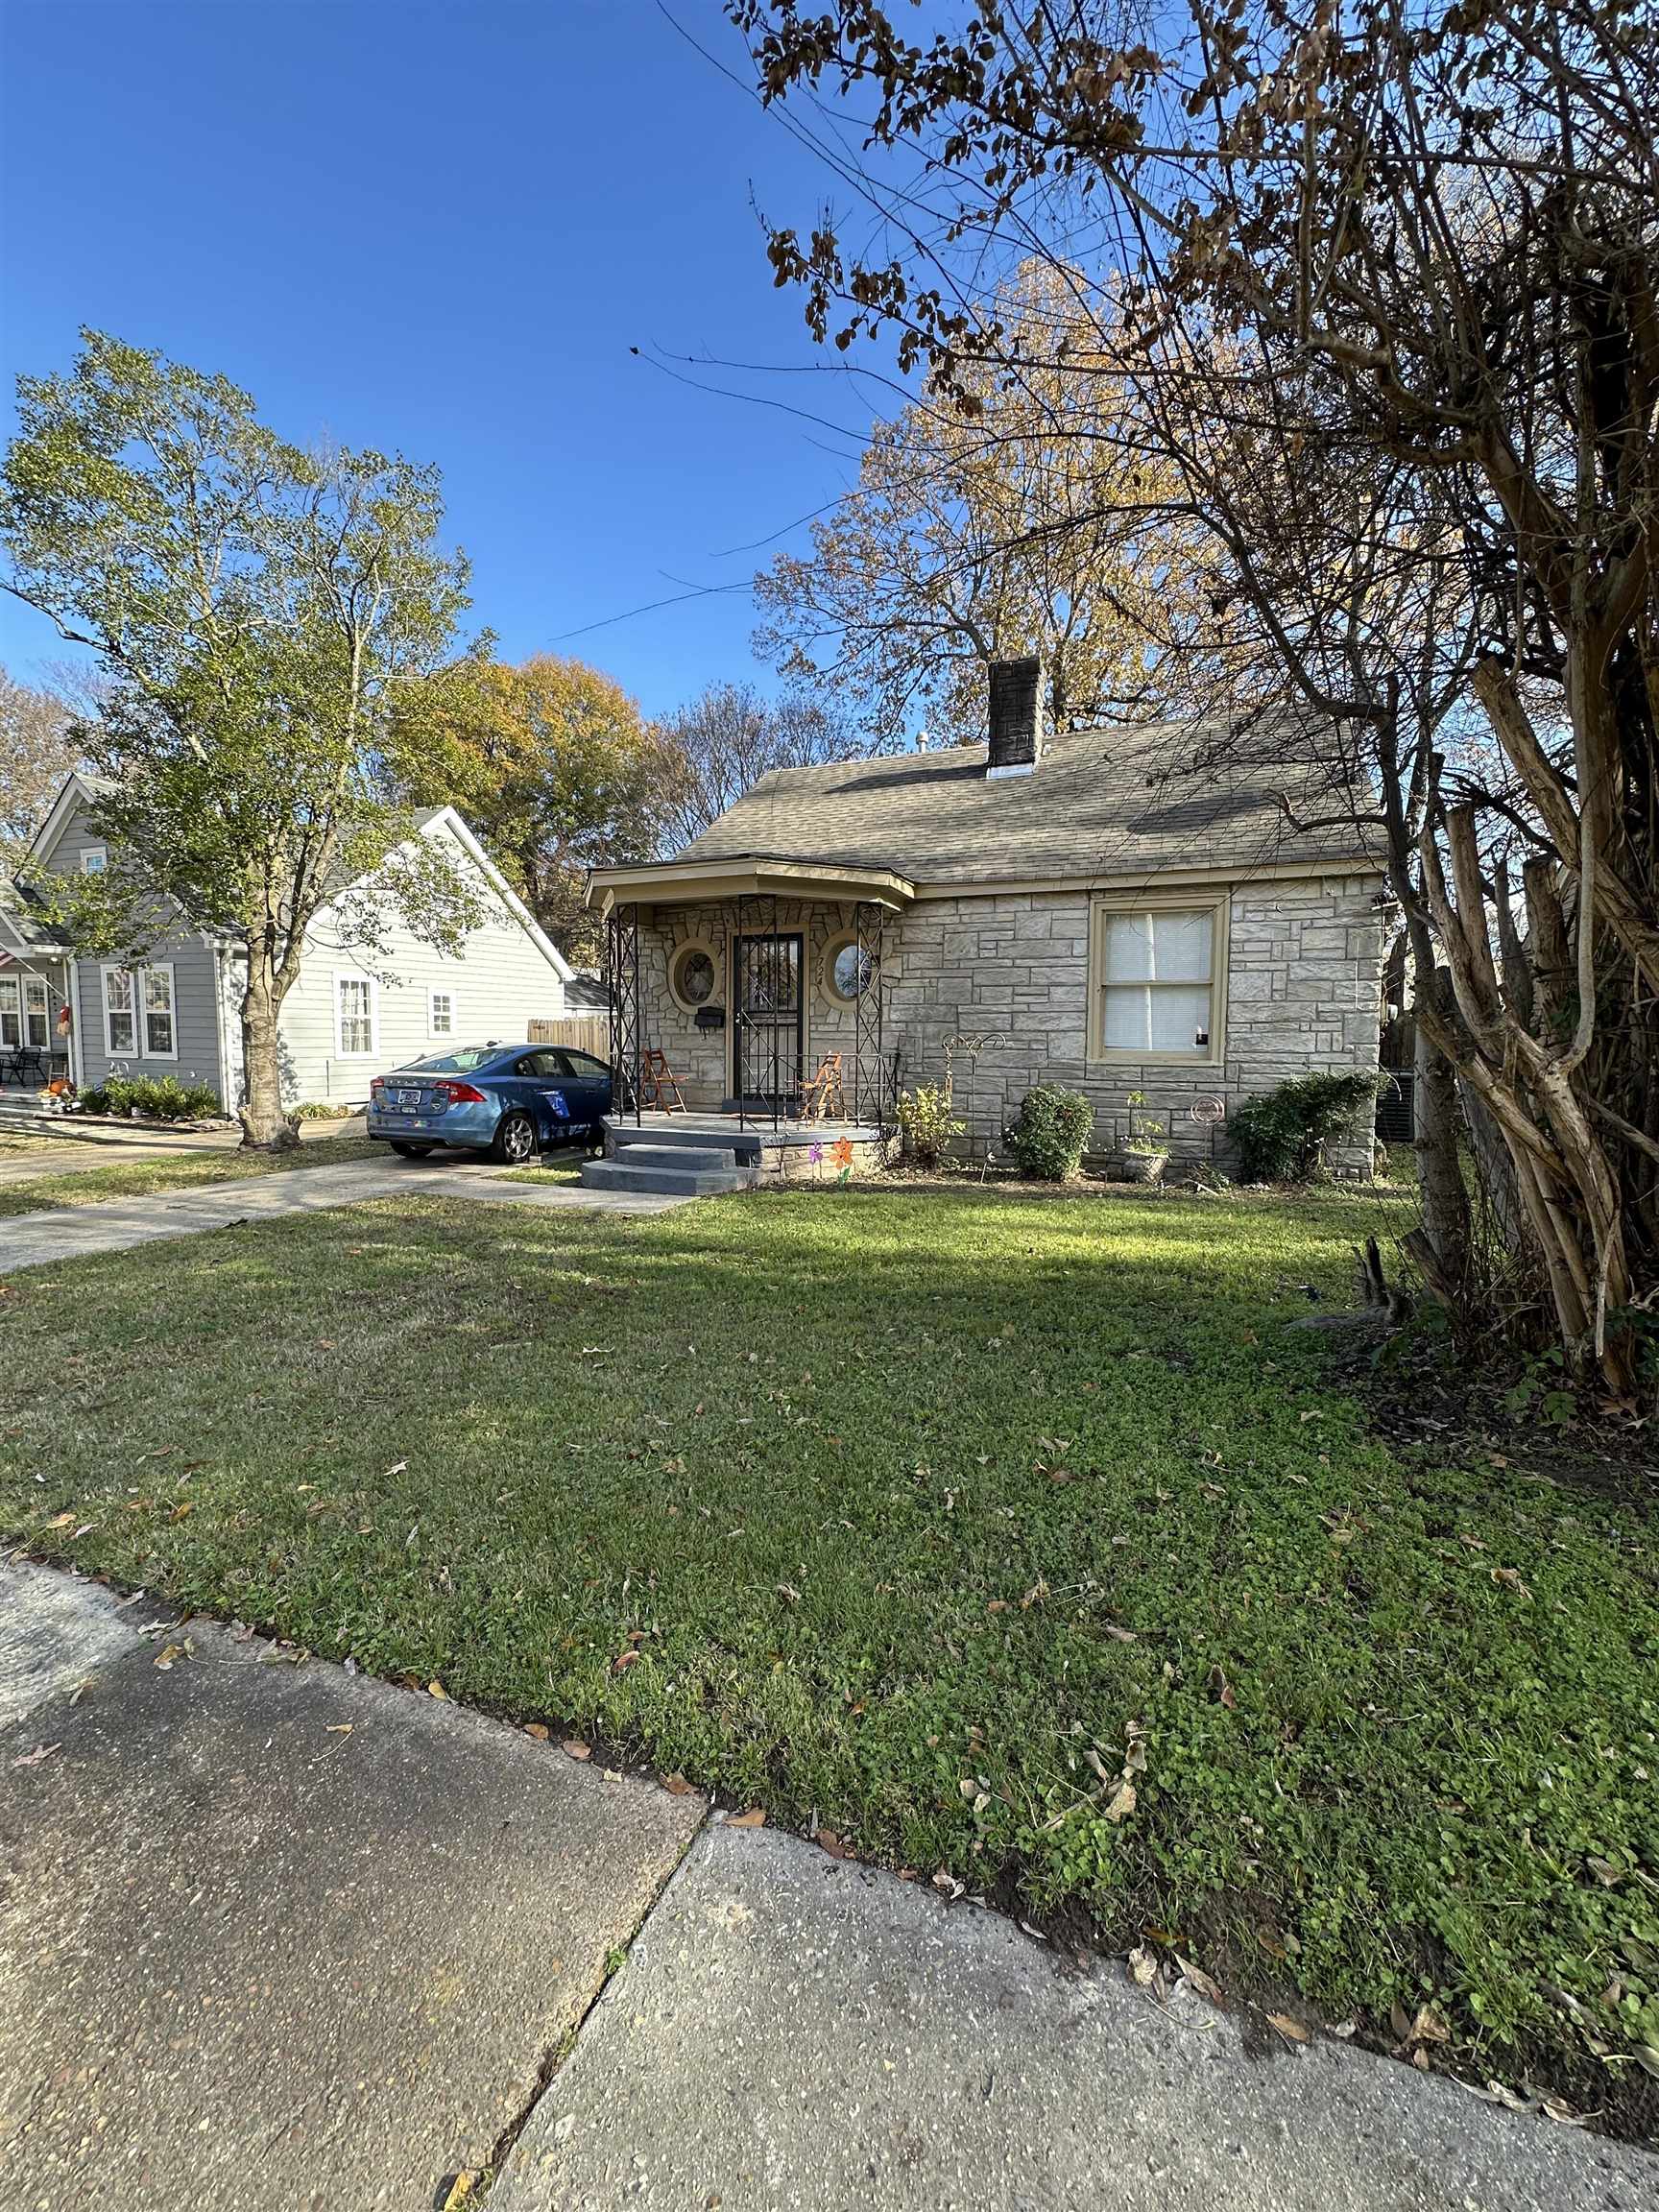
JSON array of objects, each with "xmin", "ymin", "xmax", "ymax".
[{"xmin": 673, "ymin": 713, "xmax": 1379, "ymax": 886}]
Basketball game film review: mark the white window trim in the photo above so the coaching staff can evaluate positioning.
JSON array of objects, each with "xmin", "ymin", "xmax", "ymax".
[
  {"xmin": 101, "ymin": 964, "xmax": 137, "ymax": 1059},
  {"xmin": 81, "ymin": 846, "xmax": 108, "ymax": 874},
  {"xmin": 334, "ymin": 972, "xmax": 379, "ymax": 1059},
  {"xmin": 139, "ymin": 961, "xmax": 178, "ymax": 1061},
  {"xmin": 1087, "ymin": 891, "xmax": 1230, "ymax": 1067},
  {"xmin": 427, "ymin": 984, "xmax": 457, "ymax": 1040},
  {"xmin": 21, "ymin": 973, "xmax": 52, "ymax": 1051},
  {"xmin": 0, "ymin": 975, "xmax": 18, "ymax": 1050}
]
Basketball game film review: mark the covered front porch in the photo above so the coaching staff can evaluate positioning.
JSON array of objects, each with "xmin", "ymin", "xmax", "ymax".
[{"xmin": 587, "ymin": 856, "xmax": 914, "ymax": 1135}]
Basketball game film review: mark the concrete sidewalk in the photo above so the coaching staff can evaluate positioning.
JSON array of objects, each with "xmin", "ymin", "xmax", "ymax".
[
  {"xmin": 1, "ymin": 1562, "xmax": 1650, "ymax": 2211},
  {"xmin": 0, "ymin": 1155, "xmax": 689, "ymax": 1270}
]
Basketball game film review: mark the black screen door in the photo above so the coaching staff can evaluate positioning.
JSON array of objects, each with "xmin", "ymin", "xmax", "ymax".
[{"xmin": 733, "ymin": 933, "xmax": 804, "ymax": 1105}]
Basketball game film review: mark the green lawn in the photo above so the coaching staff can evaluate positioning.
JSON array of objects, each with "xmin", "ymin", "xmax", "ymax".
[
  {"xmin": 3, "ymin": 1181, "xmax": 1654, "ymax": 2108},
  {"xmin": 0, "ymin": 1131, "xmax": 379, "ymax": 1214}
]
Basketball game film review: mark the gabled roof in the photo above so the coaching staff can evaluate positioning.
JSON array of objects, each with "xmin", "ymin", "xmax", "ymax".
[
  {"xmin": 662, "ymin": 710, "xmax": 1381, "ymax": 891},
  {"xmin": 413, "ymin": 807, "xmax": 573, "ymax": 983},
  {"xmin": 24, "ymin": 775, "xmax": 573, "ymax": 983},
  {"xmin": 27, "ymin": 769, "xmax": 116, "ymax": 870}
]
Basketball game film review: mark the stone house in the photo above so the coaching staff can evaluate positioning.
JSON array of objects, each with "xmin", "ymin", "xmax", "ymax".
[{"xmin": 587, "ymin": 661, "xmax": 1384, "ymax": 1173}]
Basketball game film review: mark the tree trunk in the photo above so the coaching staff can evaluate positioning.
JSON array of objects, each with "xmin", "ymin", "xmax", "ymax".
[
  {"xmin": 238, "ymin": 950, "xmax": 298, "ymax": 1150},
  {"xmin": 1411, "ymin": 963, "xmax": 1470, "ymax": 1290}
]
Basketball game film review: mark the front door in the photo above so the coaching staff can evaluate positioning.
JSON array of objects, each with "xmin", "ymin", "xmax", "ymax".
[{"xmin": 733, "ymin": 933, "xmax": 804, "ymax": 1107}]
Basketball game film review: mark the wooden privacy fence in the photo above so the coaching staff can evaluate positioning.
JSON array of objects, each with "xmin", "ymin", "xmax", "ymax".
[{"xmin": 528, "ymin": 1015, "xmax": 612, "ymax": 1059}]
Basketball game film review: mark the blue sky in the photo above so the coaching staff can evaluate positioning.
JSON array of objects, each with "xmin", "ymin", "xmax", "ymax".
[{"xmin": 0, "ymin": 0, "xmax": 891, "ymax": 715}]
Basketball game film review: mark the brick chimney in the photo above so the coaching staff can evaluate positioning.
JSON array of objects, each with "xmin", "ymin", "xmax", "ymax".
[{"xmin": 986, "ymin": 657, "xmax": 1045, "ymax": 778}]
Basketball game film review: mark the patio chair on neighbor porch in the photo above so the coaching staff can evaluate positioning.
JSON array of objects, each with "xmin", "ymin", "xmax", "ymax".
[{"xmin": 797, "ymin": 1051, "xmax": 847, "ymax": 1123}]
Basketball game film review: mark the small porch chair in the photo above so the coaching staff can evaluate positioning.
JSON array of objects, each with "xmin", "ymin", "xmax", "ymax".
[{"xmin": 797, "ymin": 1051, "xmax": 846, "ymax": 1123}]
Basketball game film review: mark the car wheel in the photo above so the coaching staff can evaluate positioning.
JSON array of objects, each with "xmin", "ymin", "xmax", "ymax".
[
  {"xmin": 492, "ymin": 1110, "xmax": 537, "ymax": 1166},
  {"xmin": 390, "ymin": 1142, "xmax": 435, "ymax": 1159}
]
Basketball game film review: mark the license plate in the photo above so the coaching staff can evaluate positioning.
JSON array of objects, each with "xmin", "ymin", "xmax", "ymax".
[{"xmin": 396, "ymin": 1088, "xmax": 421, "ymax": 1108}]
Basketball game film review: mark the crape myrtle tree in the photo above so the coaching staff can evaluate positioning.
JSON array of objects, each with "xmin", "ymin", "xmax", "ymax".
[
  {"xmin": 0, "ymin": 332, "xmax": 484, "ymax": 1148},
  {"xmin": 728, "ymin": 0, "xmax": 1659, "ymax": 1399}
]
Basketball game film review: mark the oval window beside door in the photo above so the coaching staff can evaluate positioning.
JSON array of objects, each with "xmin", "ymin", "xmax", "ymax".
[
  {"xmin": 824, "ymin": 934, "xmax": 874, "ymax": 1004},
  {"xmin": 668, "ymin": 941, "xmax": 718, "ymax": 1013}
]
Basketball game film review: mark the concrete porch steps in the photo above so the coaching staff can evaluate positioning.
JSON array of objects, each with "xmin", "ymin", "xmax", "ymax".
[
  {"xmin": 578, "ymin": 1156, "xmax": 756, "ymax": 1198},
  {"xmin": 580, "ymin": 1124, "xmax": 762, "ymax": 1197},
  {"xmin": 609, "ymin": 1119, "xmax": 764, "ymax": 1164}
]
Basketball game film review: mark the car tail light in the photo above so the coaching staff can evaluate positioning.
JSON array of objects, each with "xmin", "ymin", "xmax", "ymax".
[
  {"xmin": 441, "ymin": 1081, "xmax": 487, "ymax": 1107},
  {"xmin": 370, "ymin": 1076, "xmax": 386, "ymax": 1097}
]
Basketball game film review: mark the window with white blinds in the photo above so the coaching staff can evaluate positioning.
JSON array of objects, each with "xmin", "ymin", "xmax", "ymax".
[{"xmin": 1089, "ymin": 898, "xmax": 1226, "ymax": 1061}]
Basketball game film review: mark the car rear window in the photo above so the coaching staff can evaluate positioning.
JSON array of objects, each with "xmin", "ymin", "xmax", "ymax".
[{"xmin": 407, "ymin": 1046, "xmax": 504, "ymax": 1073}]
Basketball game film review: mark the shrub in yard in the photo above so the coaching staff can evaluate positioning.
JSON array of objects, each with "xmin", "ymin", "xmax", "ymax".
[
  {"xmin": 897, "ymin": 1082, "xmax": 964, "ymax": 1168},
  {"xmin": 294, "ymin": 1100, "xmax": 350, "ymax": 1120},
  {"xmin": 1231, "ymin": 1071, "xmax": 1378, "ymax": 1183},
  {"xmin": 90, "ymin": 1073, "xmax": 223, "ymax": 1122},
  {"xmin": 1009, "ymin": 1085, "xmax": 1094, "ymax": 1181}
]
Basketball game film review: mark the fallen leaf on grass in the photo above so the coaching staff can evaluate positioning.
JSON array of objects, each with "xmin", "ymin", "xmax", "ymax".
[
  {"xmin": 725, "ymin": 1806, "xmax": 765, "ymax": 1828},
  {"xmin": 1267, "ymin": 2013, "xmax": 1310, "ymax": 2044},
  {"xmin": 816, "ymin": 1828, "xmax": 852, "ymax": 1859},
  {"xmin": 562, "ymin": 1740, "xmax": 592, "ymax": 1762},
  {"xmin": 613, "ymin": 1649, "xmax": 639, "ymax": 1672},
  {"xmin": 1208, "ymin": 1666, "xmax": 1238, "ymax": 1712},
  {"xmin": 169, "ymin": 1503, "xmax": 193, "ymax": 1523},
  {"xmin": 522, "ymin": 1722, "xmax": 550, "ymax": 1743},
  {"xmin": 47, "ymin": 1510, "xmax": 77, "ymax": 1528},
  {"xmin": 427, "ymin": 1680, "xmax": 447, "ymax": 1700},
  {"xmin": 1127, "ymin": 1944, "xmax": 1159, "ymax": 1988},
  {"xmin": 383, "ymin": 1458, "xmax": 408, "ymax": 1479},
  {"xmin": 661, "ymin": 1772, "xmax": 697, "ymax": 1795},
  {"xmin": 1102, "ymin": 1781, "xmax": 1137, "ymax": 1824},
  {"xmin": 1490, "ymin": 1566, "xmax": 1533, "ymax": 1600}
]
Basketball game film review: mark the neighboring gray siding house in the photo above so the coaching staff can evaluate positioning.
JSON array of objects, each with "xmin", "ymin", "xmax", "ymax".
[
  {"xmin": 23, "ymin": 776, "xmax": 571, "ymax": 1111},
  {"xmin": 588, "ymin": 662, "xmax": 1384, "ymax": 1171}
]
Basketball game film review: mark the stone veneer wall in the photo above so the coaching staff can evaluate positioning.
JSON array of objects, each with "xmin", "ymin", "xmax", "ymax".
[
  {"xmin": 633, "ymin": 873, "xmax": 1384, "ymax": 1168},
  {"xmin": 636, "ymin": 897, "xmax": 873, "ymax": 1111}
]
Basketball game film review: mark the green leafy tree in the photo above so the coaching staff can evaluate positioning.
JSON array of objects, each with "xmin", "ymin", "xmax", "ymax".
[
  {"xmin": 0, "ymin": 331, "xmax": 479, "ymax": 1146},
  {"xmin": 389, "ymin": 652, "xmax": 671, "ymax": 964}
]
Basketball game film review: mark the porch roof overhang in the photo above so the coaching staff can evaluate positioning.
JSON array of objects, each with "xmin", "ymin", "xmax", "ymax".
[{"xmin": 586, "ymin": 853, "xmax": 915, "ymax": 918}]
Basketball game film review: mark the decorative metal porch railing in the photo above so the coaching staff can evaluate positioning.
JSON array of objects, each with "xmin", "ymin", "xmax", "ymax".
[{"xmin": 604, "ymin": 901, "xmax": 642, "ymax": 1127}]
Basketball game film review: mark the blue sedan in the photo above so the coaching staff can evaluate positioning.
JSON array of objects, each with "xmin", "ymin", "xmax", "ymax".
[{"xmin": 366, "ymin": 1043, "xmax": 613, "ymax": 1165}]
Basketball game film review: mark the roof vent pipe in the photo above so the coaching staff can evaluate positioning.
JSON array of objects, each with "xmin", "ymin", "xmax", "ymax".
[{"xmin": 985, "ymin": 657, "xmax": 1045, "ymax": 779}]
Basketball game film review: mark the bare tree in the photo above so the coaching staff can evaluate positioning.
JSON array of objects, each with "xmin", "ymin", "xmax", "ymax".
[
  {"xmin": 654, "ymin": 682, "xmax": 874, "ymax": 850},
  {"xmin": 756, "ymin": 258, "xmax": 1202, "ymax": 742},
  {"xmin": 0, "ymin": 665, "xmax": 78, "ymax": 858}
]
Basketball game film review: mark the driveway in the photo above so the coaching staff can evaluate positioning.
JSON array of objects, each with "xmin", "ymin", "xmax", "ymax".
[
  {"xmin": 2, "ymin": 1561, "xmax": 1650, "ymax": 2211},
  {"xmin": 0, "ymin": 1156, "xmax": 688, "ymax": 1271}
]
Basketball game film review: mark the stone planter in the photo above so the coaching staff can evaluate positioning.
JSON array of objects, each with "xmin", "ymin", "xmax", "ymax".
[{"xmin": 1118, "ymin": 1150, "xmax": 1168, "ymax": 1185}]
